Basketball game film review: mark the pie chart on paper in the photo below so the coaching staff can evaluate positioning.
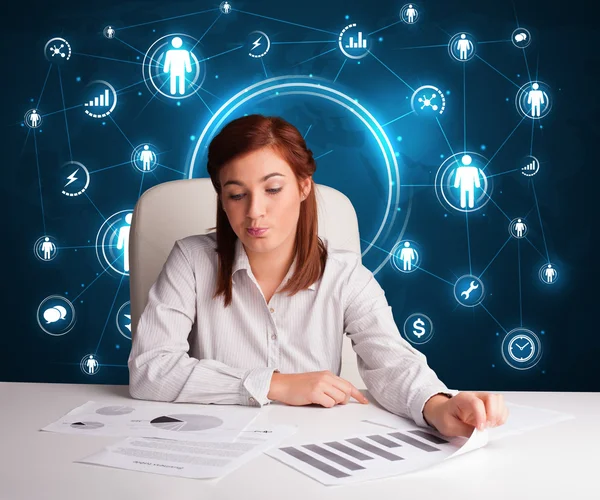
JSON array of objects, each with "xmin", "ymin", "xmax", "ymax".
[
  {"xmin": 96, "ymin": 405, "xmax": 135, "ymax": 416},
  {"xmin": 70, "ymin": 421, "xmax": 105, "ymax": 430},
  {"xmin": 150, "ymin": 414, "xmax": 224, "ymax": 432}
]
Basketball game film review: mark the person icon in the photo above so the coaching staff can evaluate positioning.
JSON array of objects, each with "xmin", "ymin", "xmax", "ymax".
[
  {"xmin": 453, "ymin": 154, "xmax": 482, "ymax": 209},
  {"xmin": 457, "ymin": 33, "xmax": 473, "ymax": 60},
  {"xmin": 106, "ymin": 26, "xmax": 115, "ymax": 38},
  {"xmin": 222, "ymin": 1, "xmax": 231, "ymax": 13},
  {"xmin": 406, "ymin": 4, "xmax": 417, "ymax": 23},
  {"xmin": 527, "ymin": 82, "xmax": 545, "ymax": 117},
  {"xmin": 86, "ymin": 355, "xmax": 98, "ymax": 374},
  {"xmin": 164, "ymin": 36, "xmax": 192, "ymax": 96},
  {"xmin": 28, "ymin": 109, "xmax": 41, "ymax": 128},
  {"xmin": 138, "ymin": 144, "xmax": 156, "ymax": 171},
  {"xmin": 544, "ymin": 264, "xmax": 556, "ymax": 283},
  {"xmin": 514, "ymin": 219, "xmax": 526, "ymax": 238},
  {"xmin": 399, "ymin": 241, "xmax": 417, "ymax": 271},
  {"xmin": 116, "ymin": 213, "xmax": 133, "ymax": 272},
  {"xmin": 41, "ymin": 237, "xmax": 56, "ymax": 260}
]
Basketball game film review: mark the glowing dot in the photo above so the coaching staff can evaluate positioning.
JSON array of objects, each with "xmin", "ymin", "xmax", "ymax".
[
  {"xmin": 153, "ymin": 29, "xmax": 156, "ymax": 32},
  {"xmin": 80, "ymin": 300, "xmax": 84, "ymax": 303},
  {"xmin": 65, "ymin": 292, "xmax": 69, "ymax": 295},
  {"xmin": 102, "ymin": 122, "xmax": 106, "ymax": 126},
  {"xmin": 81, "ymin": 284, "xmax": 84, "ymax": 287},
  {"xmin": 440, "ymin": 154, "xmax": 444, "ymax": 158},
  {"xmin": 480, "ymin": 144, "xmax": 486, "ymax": 151},
  {"xmin": 345, "ymin": 14, "xmax": 349, "ymax": 19},
  {"xmin": 136, "ymin": 56, "xmax": 140, "ymax": 60},
  {"xmin": 357, "ymin": 61, "xmax": 360, "ymax": 65},
  {"xmin": 138, "ymin": 91, "xmax": 142, "ymax": 96},
  {"xmin": 309, "ymin": 74, "xmax": 313, "ymax": 77},
  {"xmin": 395, "ymin": 151, "xmax": 400, "ymax": 157},
  {"xmin": 444, "ymin": 213, "xmax": 448, "ymax": 218},
  {"xmin": 517, "ymin": 73, "xmax": 520, "ymax": 77},
  {"xmin": 397, "ymin": 207, "xmax": 401, "ymax": 211},
  {"xmin": 542, "ymin": 370, "xmax": 545, "ymax": 374},
  {"xmin": 116, "ymin": 344, "xmax": 120, "ymax": 349},
  {"xmin": 190, "ymin": 135, "xmax": 196, "ymax": 141},
  {"xmin": 397, "ymin": 136, "xmax": 403, "ymax": 141},
  {"xmin": 541, "ymin": 330, "xmax": 545, "ymax": 334},
  {"xmin": 75, "ymin": 249, "xmax": 78, "ymax": 252},
  {"xmin": 20, "ymin": 123, "xmax": 24, "ymax": 127},
  {"xmin": 76, "ymin": 76, "xmax": 81, "ymax": 82},
  {"xmin": 275, "ymin": 91, "xmax": 279, "ymax": 95},
  {"xmin": 446, "ymin": 90, "xmax": 451, "ymax": 95},
  {"xmin": 177, "ymin": 101, "xmax": 181, "ymax": 106},
  {"xmin": 506, "ymin": 97, "xmax": 509, "ymax": 101},
  {"xmin": 378, "ymin": 37, "xmax": 383, "ymax": 42},
  {"xmin": 215, "ymin": 75, "xmax": 219, "ymax": 79},
  {"xmin": 492, "ymin": 364, "xmax": 495, "ymax": 368},
  {"xmin": 30, "ymin": 98, "xmax": 34, "ymax": 102}
]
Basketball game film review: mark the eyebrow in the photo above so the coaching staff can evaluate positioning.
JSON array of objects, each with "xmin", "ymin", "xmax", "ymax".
[{"xmin": 223, "ymin": 172, "xmax": 285, "ymax": 187}]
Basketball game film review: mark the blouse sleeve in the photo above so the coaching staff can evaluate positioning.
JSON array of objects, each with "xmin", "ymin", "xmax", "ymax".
[
  {"xmin": 342, "ymin": 254, "xmax": 460, "ymax": 428},
  {"xmin": 128, "ymin": 240, "xmax": 279, "ymax": 407}
]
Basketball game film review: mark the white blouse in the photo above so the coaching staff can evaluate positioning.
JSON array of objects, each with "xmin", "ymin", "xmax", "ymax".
[{"xmin": 128, "ymin": 231, "xmax": 459, "ymax": 428}]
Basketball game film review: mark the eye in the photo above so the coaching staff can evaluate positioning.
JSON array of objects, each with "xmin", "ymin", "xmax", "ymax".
[{"xmin": 229, "ymin": 188, "xmax": 282, "ymax": 201}]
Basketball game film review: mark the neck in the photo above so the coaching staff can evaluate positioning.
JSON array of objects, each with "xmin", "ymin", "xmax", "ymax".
[{"xmin": 244, "ymin": 234, "xmax": 296, "ymax": 283}]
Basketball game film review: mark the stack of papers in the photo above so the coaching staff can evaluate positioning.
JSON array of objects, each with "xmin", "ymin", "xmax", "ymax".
[{"xmin": 41, "ymin": 399, "xmax": 574, "ymax": 483}]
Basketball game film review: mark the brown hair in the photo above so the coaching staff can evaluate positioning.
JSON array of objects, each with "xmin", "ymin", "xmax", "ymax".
[{"xmin": 206, "ymin": 114, "xmax": 328, "ymax": 308}]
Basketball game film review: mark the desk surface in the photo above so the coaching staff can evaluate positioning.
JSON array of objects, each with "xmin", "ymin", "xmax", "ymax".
[{"xmin": 1, "ymin": 382, "xmax": 598, "ymax": 500}]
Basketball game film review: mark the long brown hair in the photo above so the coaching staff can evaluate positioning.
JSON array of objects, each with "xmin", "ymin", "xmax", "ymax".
[{"xmin": 206, "ymin": 114, "xmax": 328, "ymax": 308}]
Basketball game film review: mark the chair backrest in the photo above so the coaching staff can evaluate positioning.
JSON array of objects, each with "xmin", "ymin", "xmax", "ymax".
[{"xmin": 129, "ymin": 178, "xmax": 365, "ymax": 388}]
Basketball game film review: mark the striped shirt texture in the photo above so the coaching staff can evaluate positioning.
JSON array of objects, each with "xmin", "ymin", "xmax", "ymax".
[{"xmin": 128, "ymin": 232, "xmax": 459, "ymax": 429}]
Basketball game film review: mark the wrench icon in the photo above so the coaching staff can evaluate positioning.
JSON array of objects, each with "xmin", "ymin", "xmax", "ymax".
[{"xmin": 461, "ymin": 280, "xmax": 479, "ymax": 300}]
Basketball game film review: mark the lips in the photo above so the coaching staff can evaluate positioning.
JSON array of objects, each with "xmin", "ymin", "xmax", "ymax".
[{"xmin": 247, "ymin": 228, "xmax": 268, "ymax": 236}]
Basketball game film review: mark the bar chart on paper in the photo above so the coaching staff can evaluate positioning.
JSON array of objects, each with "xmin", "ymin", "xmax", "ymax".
[{"xmin": 265, "ymin": 424, "xmax": 488, "ymax": 485}]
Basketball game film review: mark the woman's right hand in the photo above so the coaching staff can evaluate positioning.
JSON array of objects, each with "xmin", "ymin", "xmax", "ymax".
[{"xmin": 267, "ymin": 370, "xmax": 369, "ymax": 407}]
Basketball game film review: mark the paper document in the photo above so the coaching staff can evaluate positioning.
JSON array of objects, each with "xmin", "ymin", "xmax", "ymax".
[
  {"xmin": 76, "ymin": 424, "xmax": 298, "ymax": 480},
  {"xmin": 41, "ymin": 400, "xmax": 262, "ymax": 442},
  {"xmin": 264, "ymin": 418, "xmax": 489, "ymax": 486}
]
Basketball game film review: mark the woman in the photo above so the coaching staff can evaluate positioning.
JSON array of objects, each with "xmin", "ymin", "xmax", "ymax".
[{"xmin": 128, "ymin": 114, "xmax": 508, "ymax": 438}]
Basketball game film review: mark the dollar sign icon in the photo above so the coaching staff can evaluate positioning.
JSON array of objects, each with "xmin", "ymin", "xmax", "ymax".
[{"xmin": 413, "ymin": 318, "xmax": 426, "ymax": 338}]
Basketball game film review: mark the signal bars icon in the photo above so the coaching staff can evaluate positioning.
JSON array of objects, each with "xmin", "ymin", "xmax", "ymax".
[{"xmin": 521, "ymin": 156, "xmax": 539, "ymax": 177}]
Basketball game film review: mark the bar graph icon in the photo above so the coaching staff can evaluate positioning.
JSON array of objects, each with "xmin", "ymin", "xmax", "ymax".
[
  {"xmin": 83, "ymin": 81, "xmax": 117, "ymax": 119},
  {"xmin": 345, "ymin": 31, "xmax": 367, "ymax": 49},
  {"xmin": 520, "ymin": 156, "xmax": 539, "ymax": 177}
]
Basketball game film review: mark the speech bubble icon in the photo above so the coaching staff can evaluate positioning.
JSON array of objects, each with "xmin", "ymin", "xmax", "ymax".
[
  {"xmin": 43, "ymin": 307, "xmax": 61, "ymax": 324},
  {"xmin": 54, "ymin": 305, "xmax": 67, "ymax": 319}
]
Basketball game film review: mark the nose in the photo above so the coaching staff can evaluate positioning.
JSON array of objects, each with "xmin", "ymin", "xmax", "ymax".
[{"xmin": 246, "ymin": 192, "xmax": 267, "ymax": 220}]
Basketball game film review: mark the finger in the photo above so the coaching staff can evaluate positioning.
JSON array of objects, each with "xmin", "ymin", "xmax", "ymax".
[
  {"xmin": 322, "ymin": 385, "xmax": 348, "ymax": 406},
  {"xmin": 331, "ymin": 377, "xmax": 369, "ymax": 404},
  {"xmin": 457, "ymin": 395, "xmax": 487, "ymax": 430},
  {"xmin": 481, "ymin": 393, "xmax": 500, "ymax": 426},
  {"xmin": 312, "ymin": 392, "xmax": 337, "ymax": 408}
]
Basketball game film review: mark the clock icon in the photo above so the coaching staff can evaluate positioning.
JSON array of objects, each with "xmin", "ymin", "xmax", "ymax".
[
  {"xmin": 508, "ymin": 334, "xmax": 535, "ymax": 362},
  {"xmin": 501, "ymin": 328, "xmax": 542, "ymax": 370}
]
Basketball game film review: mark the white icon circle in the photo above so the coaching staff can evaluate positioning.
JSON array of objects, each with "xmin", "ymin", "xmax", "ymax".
[
  {"xmin": 520, "ymin": 155, "xmax": 540, "ymax": 177},
  {"xmin": 37, "ymin": 295, "xmax": 76, "ymax": 336},
  {"xmin": 96, "ymin": 210, "xmax": 134, "ymax": 276},
  {"xmin": 515, "ymin": 81, "xmax": 552, "ymax": 120},
  {"xmin": 512, "ymin": 28, "xmax": 532, "ymax": 48},
  {"xmin": 390, "ymin": 240, "xmax": 421, "ymax": 273},
  {"xmin": 501, "ymin": 328, "xmax": 542, "ymax": 370},
  {"xmin": 131, "ymin": 144, "xmax": 159, "ymax": 172},
  {"xmin": 143, "ymin": 33, "xmax": 205, "ymax": 100},
  {"xmin": 44, "ymin": 37, "xmax": 71, "ymax": 62},
  {"xmin": 24, "ymin": 109, "xmax": 42, "ymax": 129},
  {"xmin": 81, "ymin": 354, "xmax": 100, "ymax": 375},
  {"xmin": 400, "ymin": 4, "xmax": 419, "ymax": 24},
  {"xmin": 539, "ymin": 263, "xmax": 558, "ymax": 284},
  {"xmin": 247, "ymin": 31, "xmax": 271, "ymax": 58},
  {"xmin": 61, "ymin": 161, "xmax": 90, "ymax": 197},
  {"xmin": 116, "ymin": 301, "xmax": 132, "ymax": 340},
  {"xmin": 219, "ymin": 1, "xmax": 232, "ymax": 14},
  {"xmin": 103, "ymin": 26, "xmax": 116, "ymax": 39},
  {"xmin": 454, "ymin": 274, "xmax": 485, "ymax": 307},
  {"xmin": 435, "ymin": 152, "xmax": 492, "ymax": 213},
  {"xmin": 448, "ymin": 32, "xmax": 476, "ymax": 62},
  {"xmin": 338, "ymin": 23, "xmax": 369, "ymax": 60},
  {"xmin": 83, "ymin": 80, "xmax": 118, "ymax": 118},
  {"xmin": 34, "ymin": 235, "xmax": 59, "ymax": 262},
  {"xmin": 509, "ymin": 217, "xmax": 528, "ymax": 239},
  {"xmin": 402, "ymin": 313, "xmax": 434, "ymax": 345},
  {"xmin": 410, "ymin": 85, "xmax": 445, "ymax": 116}
]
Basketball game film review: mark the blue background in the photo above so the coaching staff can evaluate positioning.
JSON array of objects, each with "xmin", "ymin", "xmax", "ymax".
[{"xmin": 2, "ymin": 0, "xmax": 598, "ymax": 391}]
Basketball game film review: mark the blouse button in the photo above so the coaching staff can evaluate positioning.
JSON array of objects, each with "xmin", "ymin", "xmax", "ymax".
[
  {"xmin": 271, "ymin": 333, "xmax": 277, "ymax": 340},
  {"xmin": 269, "ymin": 307, "xmax": 275, "ymax": 313}
]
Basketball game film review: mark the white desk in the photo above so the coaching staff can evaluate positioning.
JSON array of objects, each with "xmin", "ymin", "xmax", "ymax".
[{"xmin": 1, "ymin": 382, "xmax": 598, "ymax": 500}]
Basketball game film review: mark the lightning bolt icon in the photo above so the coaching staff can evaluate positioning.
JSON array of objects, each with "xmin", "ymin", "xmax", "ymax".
[
  {"xmin": 65, "ymin": 169, "xmax": 79, "ymax": 187},
  {"xmin": 252, "ymin": 37, "xmax": 262, "ymax": 50}
]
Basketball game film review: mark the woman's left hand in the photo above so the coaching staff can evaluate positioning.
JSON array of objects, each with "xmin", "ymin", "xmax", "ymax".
[{"xmin": 423, "ymin": 392, "xmax": 509, "ymax": 438}]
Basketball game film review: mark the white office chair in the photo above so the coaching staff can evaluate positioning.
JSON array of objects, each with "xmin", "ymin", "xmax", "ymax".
[{"xmin": 129, "ymin": 178, "xmax": 366, "ymax": 389}]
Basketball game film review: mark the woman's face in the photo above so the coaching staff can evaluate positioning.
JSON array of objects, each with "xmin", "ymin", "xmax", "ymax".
[{"xmin": 219, "ymin": 147, "xmax": 311, "ymax": 254}]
